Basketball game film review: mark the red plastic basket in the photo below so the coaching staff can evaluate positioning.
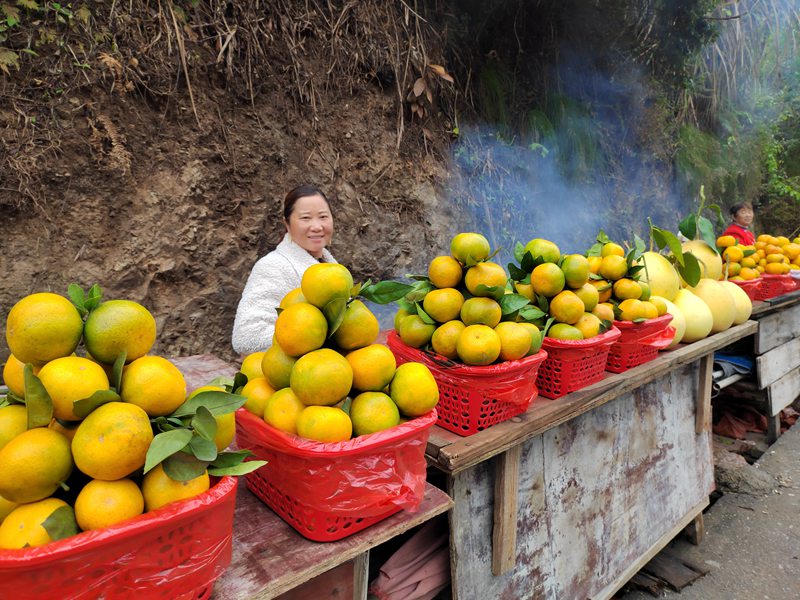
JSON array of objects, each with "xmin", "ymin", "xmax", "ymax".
[
  {"xmin": 730, "ymin": 278, "xmax": 762, "ymax": 301},
  {"xmin": 606, "ymin": 315, "xmax": 674, "ymax": 373},
  {"xmin": 235, "ymin": 408, "xmax": 436, "ymax": 542},
  {"xmin": 536, "ymin": 327, "xmax": 621, "ymax": 399},
  {"xmin": 0, "ymin": 476, "xmax": 237, "ymax": 600},
  {"xmin": 755, "ymin": 273, "xmax": 795, "ymax": 300},
  {"xmin": 386, "ymin": 330, "xmax": 548, "ymax": 436}
]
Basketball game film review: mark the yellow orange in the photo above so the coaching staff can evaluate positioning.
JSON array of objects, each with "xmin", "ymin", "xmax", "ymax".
[
  {"xmin": 422, "ymin": 288, "xmax": 465, "ymax": 323},
  {"xmin": 460, "ymin": 297, "xmax": 502, "ymax": 327},
  {"xmin": 431, "ymin": 320, "xmax": 466, "ymax": 360},
  {"xmin": 456, "ymin": 324, "xmax": 501, "ymax": 365},
  {"xmin": 300, "ymin": 263, "xmax": 354, "ymax": 309},
  {"xmin": 531, "ymin": 263, "xmax": 565, "ymax": 297},
  {"xmin": 465, "ymin": 262, "xmax": 508, "ymax": 296},
  {"xmin": 347, "ymin": 344, "xmax": 397, "ymax": 392},
  {"xmin": 428, "ymin": 255, "xmax": 463, "ymax": 288}
]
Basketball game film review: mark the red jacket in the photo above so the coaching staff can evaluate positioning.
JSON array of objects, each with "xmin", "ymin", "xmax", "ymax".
[{"xmin": 722, "ymin": 223, "xmax": 755, "ymax": 246}]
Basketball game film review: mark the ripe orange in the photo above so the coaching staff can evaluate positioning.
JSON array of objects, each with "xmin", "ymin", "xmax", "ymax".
[
  {"xmin": 274, "ymin": 302, "xmax": 328, "ymax": 356},
  {"xmin": 494, "ymin": 322, "xmax": 531, "ymax": 361},
  {"xmin": 599, "ymin": 255, "xmax": 628, "ymax": 281},
  {"xmin": 464, "ymin": 262, "xmax": 508, "ymax": 296},
  {"xmin": 38, "ymin": 356, "xmax": 110, "ymax": 421},
  {"xmin": 397, "ymin": 315, "xmax": 436, "ymax": 348},
  {"xmin": 523, "ymin": 238, "xmax": 560, "ymax": 263},
  {"xmin": 83, "ymin": 299, "xmax": 157, "ymax": 365},
  {"xmin": 514, "ymin": 281, "xmax": 535, "ymax": 301},
  {"xmin": 574, "ymin": 283, "xmax": 600, "ymax": 312},
  {"xmin": 0, "ymin": 427, "xmax": 73, "ymax": 503},
  {"xmin": 290, "ymin": 348, "xmax": 353, "ymax": 406},
  {"xmin": 592, "ymin": 303, "xmax": 615, "ymax": 322},
  {"xmin": 428, "ymin": 255, "xmax": 463, "ymax": 288},
  {"xmin": 393, "ymin": 308, "xmax": 412, "ymax": 331},
  {"xmin": 601, "ymin": 242, "xmax": 625, "ymax": 257},
  {"xmin": 456, "ymin": 324, "xmax": 501, "ymax": 365},
  {"xmin": 422, "ymin": 288, "xmax": 465, "ymax": 323},
  {"xmin": 5, "ymin": 292, "xmax": 83, "ymax": 365},
  {"xmin": 587, "ymin": 256, "xmax": 603, "ymax": 275},
  {"xmin": 591, "ymin": 279, "xmax": 613, "ymax": 303},
  {"xmin": 74, "ymin": 478, "xmax": 144, "ymax": 531},
  {"xmin": 346, "ymin": 344, "xmax": 397, "ymax": 392},
  {"xmin": 518, "ymin": 322, "xmax": 541, "ymax": 355},
  {"xmin": 460, "ymin": 297, "xmax": 502, "ymax": 327},
  {"xmin": 300, "ymin": 263, "xmax": 354, "ymax": 309},
  {"xmin": 142, "ymin": 464, "xmax": 210, "ymax": 512},
  {"xmin": 0, "ymin": 497, "xmax": 69, "ymax": 549},
  {"xmin": 296, "ymin": 406, "xmax": 352, "ymax": 442},
  {"xmin": 547, "ymin": 323, "xmax": 583, "ymax": 340},
  {"xmin": 451, "ymin": 233, "xmax": 491, "ymax": 264},
  {"xmin": 548, "ymin": 291, "xmax": 585, "ymax": 325},
  {"xmin": 0, "ymin": 405, "xmax": 27, "ymax": 451},
  {"xmin": 574, "ymin": 313, "xmax": 602, "ymax": 338},
  {"xmin": 531, "ymin": 263, "xmax": 565, "ymax": 297},
  {"xmin": 561, "ymin": 254, "xmax": 591, "ymax": 288},
  {"xmin": 722, "ymin": 246, "xmax": 744, "ymax": 263},
  {"xmin": 716, "ymin": 235, "xmax": 736, "ymax": 248},
  {"xmin": 612, "ymin": 278, "xmax": 643, "ymax": 301},
  {"xmin": 641, "ymin": 301, "xmax": 659, "ymax": 320},
  {"xmin": 389, "ymin": 362, "xmax": 439, "ymax": 417},
  {"xmin": 431, "ymin": 320, "xmax": 466, "ymax": 360},
  {"xmin": 279, "ymin": 287, "xmax": 306, "ymax": 309},
  {"xmin": 331, "ymin": 299, "xmax": 380, "ymax": 350},
  {"xmin": 350, "ymin": 392, "xmax": 400, "ymax": 436},
  {"xmin": 240, "ymin": 351, "xmax": 265, "ymax": 381},
  {"xmin": 617, "ymin": 298, "xmax": 646, "ymax": 321},
  {"xmin": 264, "ymin": 387, "xmax": 305, "ymax": 434},
  {"xmin": 240, "ymin": 377, "xmax": 275, "ymax": 417},
  {"xmin": 2, "ymin": 354, "xmax": 40, "ymax": 398},
  {"xmin": 261, "ymin": 343, "xmax": 297, "ymax": 390},
  {"xmin": 120, "ymin": 356, "xmax": 186, "ymax": 417}
]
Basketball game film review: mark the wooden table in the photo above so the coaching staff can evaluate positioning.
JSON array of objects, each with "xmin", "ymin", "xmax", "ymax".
[{"xmin": 425, "ymin": 322, "xmax": 757, "ymax": 600}]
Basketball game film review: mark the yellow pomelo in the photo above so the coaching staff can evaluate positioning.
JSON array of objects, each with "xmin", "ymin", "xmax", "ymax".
[
  {"xmin": 652, "ymin": 296, "xmax": 686, "ymax": 349},
  {"xmin": 681, "ymin": 240, "xmax": 723, "ymax": 281},
  {"xmin": 672, "ymin": 289, "xmax": 713, "ymax": 343},
  {"xmin": 638, "ymin": 252, "xmax": 681, "ymax": 301},
  {"xmin": 389, "ymin": 362, "xmax": 439, "ymax": 417},
  {"xmin": 687, "ymin": 279, "xmax": 736, "ymax": 333},
  {"xmin": 6, "ymin": 293, "xmax": 83, "ymax": 366},
  {"xmin": 290, "ymin": 348, "xmax": 353, "ymax": 406},
  {"xmin": 718, "ymin": 281, "xmax": 753, "ymax": 325}
]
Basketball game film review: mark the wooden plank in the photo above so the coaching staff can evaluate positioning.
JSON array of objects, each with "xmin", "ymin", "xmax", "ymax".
[
  {"xmin": 352, "ymin": 552, "xmax": 369, "ymax": 600},
  {"xmin": 696, "ymin": 354, "xmax": 713, "ymax": 434},
  {"xmin": 754, "ymin": 301, "xmax": 800, "ymax": 353},
  {"xmin": 429, "ymin": 321, "xmax": 756, "ymax": 474},
  {"xmin": 767, "ymin": 365, "xmax": 800, "ymax": 415},
  {"xmin": 491, "ymin": 446, "xmax": 521, "ymax": 575},
  {"xmin": 683, "ymin": 513, "xmax": 704, "ymax": 546},
  {"xmin": 767, "ymin": 415, "xmax": 781, "ymax": 444},
  {"xmin": 214, "ymin": 483, "xmax": 453, "ymax": 600},
  {"xmin": 756, "ymin": 337, "xmax": 800, "ymax": 388},
  {"xmin": 751, "ymin": 289, "xmax": 800, "ymax": 317},
  {"xmin": 274, "ymin": 562, "xmax": 354, "ymax": 600},
  {"xmin": 641, "ymin": 552, "xmax": 705, "ymax": 591}
]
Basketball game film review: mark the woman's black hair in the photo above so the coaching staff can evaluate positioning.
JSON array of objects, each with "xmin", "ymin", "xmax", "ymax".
[
  {"xmin": 283, "ymin": 185, "xmax": 330, "ymax": 221},
  {"xmin": 730, "ymin": 202, "xmax": 753, "ymax": 217}
]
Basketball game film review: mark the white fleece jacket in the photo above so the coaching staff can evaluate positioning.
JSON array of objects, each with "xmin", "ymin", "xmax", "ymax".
[{"xmin": 231, "ymin": 233, "xmax": 337, "ymax": 355}]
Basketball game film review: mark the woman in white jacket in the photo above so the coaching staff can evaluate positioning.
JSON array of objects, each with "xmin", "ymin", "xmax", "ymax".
[{"xmin": 231, "ymin": 185, "xmax": 338, "ymax": 355}]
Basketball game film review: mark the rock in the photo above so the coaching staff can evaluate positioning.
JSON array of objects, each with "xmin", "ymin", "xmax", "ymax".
[{"xmin": 713, "ymin": 448, "xmax": 775, "ymax": 495}]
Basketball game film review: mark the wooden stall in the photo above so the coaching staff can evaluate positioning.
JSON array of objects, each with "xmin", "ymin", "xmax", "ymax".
[{"xmin": 424, "ymin": 322, "xmax": 757, "ymax": 600}]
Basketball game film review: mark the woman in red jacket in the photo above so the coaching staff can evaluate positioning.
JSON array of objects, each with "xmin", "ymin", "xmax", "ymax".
[{"xmin": 722, "ymin": 202, "xmax": 756, "ymax": 246}]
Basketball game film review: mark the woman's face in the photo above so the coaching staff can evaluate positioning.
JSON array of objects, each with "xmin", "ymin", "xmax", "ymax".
[
  {"xmin": 734, "ymin": 206, "xmax": 754, "ymax": 227},
  {"xmin": 285, "ymin": 193, "xmax": 333, "ymax": 257}
]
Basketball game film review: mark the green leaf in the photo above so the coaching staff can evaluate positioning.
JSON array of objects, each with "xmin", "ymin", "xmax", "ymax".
[
  {"xmin": 507, "ymin": 262, "xmax": 527, "ymax": 281},
  {"xmin": 519, "ymin": 251, "xmax": 536, "ymax": 273},
  {"xmin": 706, "ymin": 203, "xmax": 724, "ymax": 229},
  {"xmin": 595, "ymin": 230, "xmax": 611, "ymax": 244},
  {"xmin": 231, "ymin": 372, "xmax": 248, "ymax": 394},
  {"xmin": 536, "ymin": 294, "xmax": 549, "ymax": 313},
  {"xmin": 323, "ymin": 297, "xmax": 347, "ymax": 336},
  {"xmin": 627, "ymin": 264, "xmax": 645, "ymax": 278},
  {"xmin": 405, "ymin": 280, "xmax": 435, "ymax": 303},
  {"xmin": 359, "ymin": 281, "xmax": 415, "ymax": 304},
  {"xmin": 519, "ymin": 305, "xmax": 546, "ymax": 322},
  {"xmin": 67, "ymin": 284, "xmax": 87, "ymax": 316},
  {"xmin": 651, "ymin": 227, "xmax": 666, "ymax": 250},
  {"xmin": 162, "ymin": 451, "xmax": 210, "ymax": 482},
  {"xmin": 499, "ymin": 293, "xmax": 530, "ymax": 315},
  {"xmin": 678, "ymin": 252, "xmax": 702, "ymax": 287},
  {"xmin": 697, "ymin": 216, "xmax": 717, "ymax": 251},
  {"xmin": 514, "ymin": 241, "xmax": 525, "ymax": 263},
  {"xmin": 207, "ymin": 375, "xmax": 234, "ymax": 389},
  {"xmin": 210, "ymin": 449, "xmax": 254, "ymax": 468},
  {"xmin": 110, "ymin": 351, "xmax": 126, "ymax": 392},
  {"xmin": 188, "ymin": 435, "xmax": 218, "ymax": 462},
  {"xmin": 404, "ymin": 274, "xmax": 431, "ymax": 282},
  {"xmin": 599, "ymin": 318, "xmax": 613, "ymax": 333},
  {"xmin": 350, "ymin": 281, "xmax": 365, "ymax": 297},
  {"xmin": 396, "ymin": 298, "xmax": 416, "ymax": 313},
  {"xmin": 41, "ymin": 505, "xmax": 79, "ymax": 542},
  {"xmin": 415, "ymin": 302, "xmax": 435, "ymax": 324},
  {"xmin": 652, "ymin": 227, "xmax": 684, "ymax": 265},
  {"xmin": 541, "ymin": 316, "xmax": 556, "ymax": 337},
  {"xmin": 24, "ymin": 365, "xmax": 52, "ymax": 428},
  {"xmin": 586, "ymin": 242, "xmax": 603, "ymax": 257},
  {"xmin": 2, "ymin": 391, "xmax": 24, "ymax": 405},
  {"xmin": 679, "ymin": 214, "xmax": 697, "ymax": 240},
  {"xmin": 143, "ymin": 429, "xmax": 193, "ymax": 474},
  {"xmin": 84, "ymin": 284, "xmax": 103, "ymax": 311},
  {"xmin": 209, "ymin": 460, "xmax": 268, "ymax": 476},
  {"xmin": 339, "ymin": 397, "xmax": 352, "ymax": 416},
  {"xmin": 170, "ymin": 391, "xmax": 247, "ymax": 418},
  {"xmin": 742, "ymin": 248, "xmax": 757, "ymax": 258},
  {"xmin": 72, "ymin": 389, "xmax": 121, "ymax": 419},
  {"xmin": 633, "ymin": 234, "xmax": 646, "ymax": 257},
  {"xmin": 191, "ymin": 406, "xmax": 217, "ymax": 441}
]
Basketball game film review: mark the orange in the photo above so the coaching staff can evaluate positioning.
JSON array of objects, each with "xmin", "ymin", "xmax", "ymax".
[
  {"xmin": 514, "ymin": 281, "xmax": 535, "ymax": 301},
  {"xmin": 722, "ymin": 246, "xmax": 744, "ymax": 263},
  {"xmin": 2, "ymin": 354, "xmax": 40, "ymax": 398},
  {"xmin": 601, "ymin": 242, "xmax": 625, "ymax": 257},
  {"xmin": 574, "ymin": 283, "xmax": 599, "ymax": 311},
  {"xmin": 587, "ymin": 256, "xmax": 603, "ymax": 275},
  {"xmin": 547, "ymin": 323, "xmax": 583, "ymax": 340},
  {"xmin": 456, "ymin": 324, "xmax": 501, "ymax": 366},
  {"xmin": 142, "ymin": 464, "xmax": 210, "ymax": 512},
  {"xmin": 240, "ymin": 351, "xmax": 265, "ymax": 381},
  {"xmin": 83, "ymin": 299, "xmax": 157, "ymax": 365},
  {"xmin": 428, "ymin": 255, "xmax": 463, "ymax": 288},
  {"xmin": 0, "ymin": 405, "xmax": 28, "ymax": 451},
  {"xmin": 765, "ymin": 262, "xmax": 788, "ymax": 275},
  {"xmin": 347, "ymin": 344, "xmax": 397, "ymax": 392},
  {"xmin": 74, "ymin": 478, "xmax": 144, "ymax": 531},
  {"xmin": 776, "ymin": 236, "xmax": 790, "ymax": 246},
  {"xmin": 350, "ymin": 392, "xmax": 400, "ymax": 436},
  {"xmin": 741, "ymin": 256, "xmax": 757, "ymax": 269},
  {"xmin": 38, "ymin": 356, "xmax": 110, "ymax": 421},
  {"xmin": 766, "ymin": 253, "xmax": 785, "ymax": 264},
  {"xmin": 548, "ymin": 291, "xmax": 584, "ymax": 325},
  {"xmin": 450, "ymin": 233, "xmax": 491, "ymax": 264},
  {"xmin": 592, "ymin": 302, "xmax": 615, "ymax": 322},
  {"xmin": 638, "ymin": 281, "xmax": 651, "ymax": 301},
  {"xmin": 71, "ymin": 402, "xmax": 153, "ymax": 481},
  {"xmin": 0, "ymin": 498, "xmax": 69, "ymax": 549},
  {"xmin": 290, "ymin": 348, "xmax": 353, "ymax": 406},
  {"xmin": 279, "ymin": 287, "xmax": 306, "ymax": 309},
  {"xmin": 716, "ymin": 235, "xmax": 736, "ymax": 248},
  {"xmin": 649, "ymin": 297, "xmax": 668, "ymax": 316},
  {"xmin": 393, "ymin": 308, "xmax": 412, "ymax": 331},
  {"xmin": 641, "ymin": 301, "xmax": 659, "ymax": 320},
  {"xmin": 5, "ymin": 292, "xmax": 83, "ymax": 365},
  {"xmin": 332, "ymin": 300, "xmax": 379, "ymax": 350},
  {"xmin": 612, "ymin": 278, "xmax": 642, "ymax": 301},
  {"xmin": 422, "ymin": 288, "xmax": 465, "ymax": 323},
  {"xmin": 264, "ymin": 387, "xmax": 305, "ymax": 434},
  {"xmin": 187, "ymin": 385, "xmax": 235, "ymax": 450},
  {"xmin": 518, "ymin": 322, "xmax": 541, "ymax": 355},
  {"xmin": 397, "ymin": 315, "xmax": 436, "ymax": 348},
  {"xmin": 783, "ymin": 243, "xmax": 800, "ymax": 261},
  {"xmin": 240, "ymin": 377, "xmax": 275, "ymax": 416},
  {"xmin": 726, "ymin": 262, "xmax": 742, "ymax": 277},
  {"xmin": 300, "ymin": 263, "xmax": 354, "ymax": 309},
  {"xmin": 389, "ymin": 362, "xmax": 439, "ymax": 417},
  {"xmin": 599, "ymin": 255, "xmax": 628, "ymax": 281},
  {"xmin": 431, "ymin": 320, "xmax": 466, "ymax": 360},
  {"xmin": 120, "ymin": 355, "xmax": 186, "ymax": 417},
  {"xmin": 464, "ymin": 262, "xmax": 508, "ymax": 297},
  {"xmin": 617, "ymin": 298, "xmax": 646, "ymax": 321},
  {"xmin": 494, "ymin": 322, "xmax": 531, "ymax": 361},
  {"xmin": 261, "ymin": 343, "xmax": 297, "ymax": 390},
  {"xmin": 523, "ymin": 238, "xmax": 561, "ymax": 263},
  {"xmin": 561, "ymin": 254, "xmax": 591, "ymax": 288},
  {"xmin": 296, "ymin": 406, "xmax": 352, "ymax": 442},
  {"xmin": 0, "ymin": 495, "xmax": 18, "ymax": 523},
  {"xmin": 0, "ymin": 427, "xmax": 73, "ymax": 503},
  {"xmin": 274, "ymin": 302, "xmax": 328, "ymax": 356},
  {"xmin": 460, "ymin": 297, "xmax": 502, "ymax": 327},
  {"xmin": 531, "ymin": 263, "xmax": 565, "ymax": 297},
  {"xmin": 574, "ymin": 313, "xmax": 602, "ymax": 339}
]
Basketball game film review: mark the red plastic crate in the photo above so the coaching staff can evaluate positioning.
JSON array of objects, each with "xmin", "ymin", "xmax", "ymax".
[
  {"xmin": 606, "ymin": 315, "xmax": 674, "ymax": 373},
  {"xmin": 235, "ymin": 408, "xmax": 436, "ymax": 542},
  {"xmin": 0, "ymin": 476, "xmax": 237, "ymax": 600},
  {"xmin": 730, "ymin": 278, "xmax": 762, "ymax": 301},
  {"xmin": 537, "ymin": 327, "xmax": 621, "ymax": 399},
  {"xmin": 755, "ymin": 274, "xmax": 795, "ymax": 301},
  {"xmin": 386, "ymin": 330, "xmax": 548, "ymax": 436}
]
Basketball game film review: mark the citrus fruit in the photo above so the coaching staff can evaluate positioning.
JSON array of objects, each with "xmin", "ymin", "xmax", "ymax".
[
  {"xmin": 0, "ymin": 427, "xmax": 73, "ymax": 503},
  {"xmin": 0, "ymin": 405, "xmax": 27, "ymax": 451},
  {"xmin": 48, "ymin": 418, "xmax": 79, "ymax": 441},
  {"xmin": 264, "ymin": 387, "xmax": 305, "ymax": 434},
  {"xmin": 464, "ymin": 262, "xmax": 508, "ymax": 297},
  {"xmin": 561, "ymin": 254, "xmax": 591, "ymax": 288},
  {"xmin": 300, "ymin": 263, "xmax": 354, "ymax": 309},
  {"xmin": 523, "ymin": 238, "xmax": 560, "ymax": 263},
  {"xmin": 587, "ymin": 256, "xmax": 603, "ymax": 274},
  {"xmin": 431, "ymin": 320, "xmax": 466, "ymax": 360},
  {"xmin": 296, "ymin": 406, "xmax": 352, "ymax": 442},
  {"xmin": 617, "ymin": 298, "xmax": 646, "ymax": 321},
  {"xmin": 397, "ymin": 315, "xmax": 436, "ymax": 348},
  {"xmin": 393, "ymin": 308, "xmax": 412, "ymax": 331},
  {"xmin": 0, "ymin": 497, "xmax": 69, "ymax": 549},
  {"xmin": 549, "ymin": 291, "xmax": 585, "ymax": 325},
  {"xmin": 332, "ymin": 299, "xmax": 379, "ymax": 350},
  {"xmin": 261, "ymin": 343, "xmax": 297, "ymax": 390},
  {"xmin": 680, "ymin": 240, "xmax": 723, "ymax": 280},
  {"xmin": 612, "ymin": 278, "xmax": 643, "ymax": 301},
  {"xmin": 350, "ymin": 392, "xmax": 400, "ymax": 436},
  {"xmin": 722, "ymin": 246, "xmax": 744, "ymax": 263},
  {"xmin": 547, "ymin": 323, "xmax": 583, "ymax": 340},
  {"xmin": 0, "ymin": 494, "xmax": 18, "ymax": 523},
  {"xmin": 574, "ymin": 313, "xmax": 602, "ymax": 339},
  {"xmin": 638, "ymin": 281, "xmax": 651, "ymax": 301},
  {"xmin": 641, "ymin": 301, "xmax": 659, "ymax": 320},
  {"xmin": 451, "ymin": 233, "xmax": 491, "ymax": 264},
  {"xmin": 5, "ymin": 292, "xmax": 83, "ymax": 365},
  {"xmin": 592, "ymin": 303, "xmax": 615, "ymax": 322},
  {"xmin": 494, "ymin": 322, "xmax": 531, "ymax": 361},
  {"xmin": 460, "ymin": 297, "xmax": 502, "ymax": 327},
  {"xmin": 727, "ymin": 262, "xmax": 742, "ymax": 277},
  {"xmin": 37, "ymin": 356, "xmax": 110, "ymax": 421},
  {"xmin": 142, "ymin": 464, "xmax": 210, "ymax": 512},
  {"xmin": 240, "ymin": 377, "xmax": 275, "ymax": 416},
  {"xmin": 422, "ymin": 288, "xmax": 465, "ymax": 323},
  {"xmin": 240, "ymin": 351, "xmax": 265, "ymax": 381},
  {"xmin": 389, "ymin": 362, "xmax": 439, "ymax": 417},
  {"xmin": 290, "ymin": 348, "xmax": 353, "ymax": 406},
  {"xmin": 2, "ymin": 354, "xmax": 39, "ymax": 398},
  {"xmin": 428, "ymin": 255, "xmax": 463, "ymax": 288},
  {"xmin": 72, "ymin": 402, "xmax": 153, "ymax": 481},
  {"xmin": 716, "ymin": 235, "xmax": 736, "ymax": 248},
  {"xmin": 649, "ymin": 297, "xmax": 668, "ymax": 316},
  {"xmin": 599, "ymin": 255, "xmax": 628, "ymax": 281},
  {"xmin": 74, "ymin": 478, "xmax": 144, "ymax": 531},
  {"xmin": 279, "ymin": 287, "xmax": 307, "ymax": 309},
  {"xmin": 120, "ymin": 355, "xmax": 186, "ymax": 417},
  {"xmin": 514, "ymin": 281, "xmax": 535, "ymax": 301},
  {"xmin": 591, "ymin": 279, "xmax": 613, "ymax": 303},
  {"xmin": 83, "ymin": 300, "xmax": 157, "ymax": 364},
  {"xmin": 346, "ymin": 344, "xmax": 397, "ymax": 392},
  {"xmin": 456, "ymin": 324, "xmax": 501, "ymax": 366},
  {"xmin": 601, "ymin": 242, "xmax": 625, "ymax": 257},
  {"xmin": 531, "ymin": 263, "xmax": 565, "ymax": 297},
  {"xmin": 274, "ymin": 302, "xmax": 328, "ymax": 357},
  {"xmin": 574, "ymin": 283, "xmax": 600, "ymax": 312},
  {"xmin": 518, "ymin": 322, "xmax": 541, "ymax": 355}
]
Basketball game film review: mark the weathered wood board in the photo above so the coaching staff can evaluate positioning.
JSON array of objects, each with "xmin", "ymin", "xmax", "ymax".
[
  {"xmin": 756, "ymin": 337, "xmax": 800, "ymax": 389},
  {"xmin": 768, "ymin": 365, "xmax": 800, "ymax": 416},
  {"xmin": 754, "ymin": 297, "xmax": 800, "ymax": 353},
  {"xmin": 448, "ymin": 364, "xmax": 713, "ymax": 600}
]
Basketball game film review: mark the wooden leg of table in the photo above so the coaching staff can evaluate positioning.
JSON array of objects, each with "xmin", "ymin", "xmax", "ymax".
[
  {"xmin": 684, "ymin": 512, "xmax": 705, "ymax": 546},
  {"xmin": 492, "ymin": 445, "xmax": 521, "ymax": 576},
  {"xmin": 353, "ymin": 551, "xmax": 369, "ymax": 600},
  {"xmin": 767, "ymin": 414, "xmax": 781, "ymax": 444},
  {"xmin": 696, "ymin": 354, "xmax": 713, "ymax": 434}
]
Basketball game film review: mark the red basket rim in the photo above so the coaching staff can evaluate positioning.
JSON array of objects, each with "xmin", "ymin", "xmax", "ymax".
[
  {"xmin": 612, "ymin": 313, "xmax": 672, "ymax": 331},
  {"xmin": 761, "ymin": 273, "xmax": 791, "ymax": 280},
  {"xmin": 730, "ymin": 278, "xmax": 762, "ymax": 288},
  {"xmin": 0, "ymin": 476, "xmax": 237, "ymax": 566},
  {"xmin": 542, "ymin": 325, "xmax": 621, "ymax": 349},
  {"xmin": 237, "ymin": 406, "xmax": 437, "ymax": 458}
]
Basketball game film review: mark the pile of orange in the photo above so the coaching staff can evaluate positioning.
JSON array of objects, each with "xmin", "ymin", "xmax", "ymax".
[
  {"xmin": 717, "ymin": 234, "xmax": 800, "ymax": 279},
  {"xmin": 243, "ymin": 263, "xmax": 439, "ymax": 442}
]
